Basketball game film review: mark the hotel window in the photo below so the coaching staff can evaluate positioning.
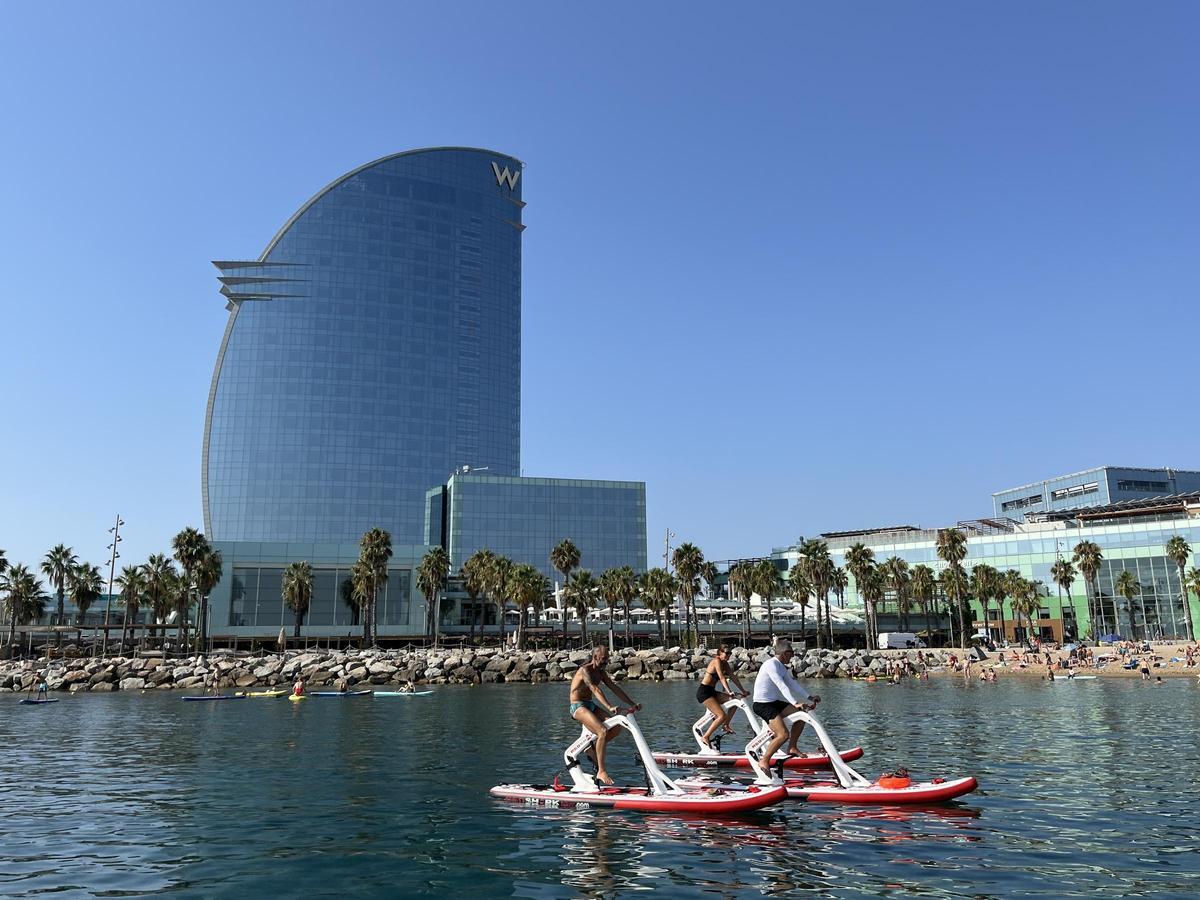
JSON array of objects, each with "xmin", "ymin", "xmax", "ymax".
[
  {"xmin": 1002, "ymin": 493, "xmax": 1043, "ymax": 511},
  {"xmin": 1050, "ymin": 482, "xmax": 1099, "ymax": 501},
  {"xmin": 1116, "ymin": 480, "xmax": 1169, "ymax": 492}
]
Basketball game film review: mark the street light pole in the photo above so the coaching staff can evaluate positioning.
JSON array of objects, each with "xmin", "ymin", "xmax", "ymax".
[{"xmin": 101, "ymin": 514, "xmax": 123, "ymax": 658}]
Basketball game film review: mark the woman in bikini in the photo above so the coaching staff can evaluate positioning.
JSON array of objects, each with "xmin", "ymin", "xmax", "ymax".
[{"xmin": 696, "ymin": 644, "xmax": 748, "ymax": 750}]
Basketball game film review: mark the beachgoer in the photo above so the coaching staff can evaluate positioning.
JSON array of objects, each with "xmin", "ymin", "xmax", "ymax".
[
  {"xmin": 1154, "ymin": 676, "xmax": 1164, "ymax": 684},
  {"xmin": 695, "ymin": 644, "xmax": 748, "ymax": 750},
  {"xmin": 292, "ymin": 677, "xmax": 306, "ymax": 697},
  {"xmin": 1140, "ymin": 664, "xmax": 1151, "ymax": 681},
  {"xmin": 334, "ymin": 677, "xmax": 349, "ymax": 693},
  {"xmin": 751, "ymin": 638, "xmax": 820, "ymax": 765},
  {"xmin": 569, "ymin": 645, "xmax": 641, "ymax": 785},
  {"xmin": 399, "ymin": 681, "xmax": 415, "ymax": 694}
]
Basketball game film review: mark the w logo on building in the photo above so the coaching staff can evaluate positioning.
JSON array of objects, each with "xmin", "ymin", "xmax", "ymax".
[{"xmin": 491, "ymin": 161, "xmax": 521, "ymax": 191}]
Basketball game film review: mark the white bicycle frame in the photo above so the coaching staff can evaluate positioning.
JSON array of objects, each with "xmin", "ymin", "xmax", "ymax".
[
  {"xmin": 565, "ymin": 713, "xmax": 683, "ymax": 796},
  {"xmin": 743, "ymin": 707, "xmax": 871, "ymax": 789},
  {"xmin": 691, "ymin": 696, "xmax": 766, "ymax": 752}
]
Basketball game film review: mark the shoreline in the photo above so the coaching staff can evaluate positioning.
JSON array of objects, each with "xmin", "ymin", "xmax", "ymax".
[{"xmin": 3, "ymin": 642, "xmax": 1197, "ymax": 693}]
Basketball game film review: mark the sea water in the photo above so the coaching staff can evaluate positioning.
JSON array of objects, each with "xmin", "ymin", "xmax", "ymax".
[{"xmin": 1, "ymin": 677, "xmax": 1198, "ymax": 897}]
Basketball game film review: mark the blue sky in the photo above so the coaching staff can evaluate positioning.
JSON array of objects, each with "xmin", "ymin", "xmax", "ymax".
[{"xmin": 1, "ymin": 2, "xmax": 1197, "ymax": 575}]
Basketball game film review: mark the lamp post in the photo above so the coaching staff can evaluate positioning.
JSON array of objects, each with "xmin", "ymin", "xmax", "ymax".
[{"xmin": 101, "ymin": 515, "xmax": 123, "ymax": 658}]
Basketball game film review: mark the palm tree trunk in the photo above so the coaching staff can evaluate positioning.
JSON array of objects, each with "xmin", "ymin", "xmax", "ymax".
[
  {"xmin": 800, "ymin": 607, "xmax": 807, "ymax": 645},
  {"xmin": 120, "ymin": 608, "xmax": 130, "ymax": 656},
  {"xmin": 1179, "ymin": 564, "xmax": 1194, "ymax": 641},
  {"xmin": 766, "ymin": 595, "xmax": 774, "ymax": 643},
  {"xmin": 579, "ymin": 610, "xmax": 587, "ymax": 648},
  {"xmin": 814, "ymin": 595, "xmax": 824, "ymax": 649},
  {"xmin": 623, "ymin": 600, "xmax": 631, "ymax": 647},
  {"xmin": 743, "ymin": 598, "xmax": 751, "ymax": 646},
  {"xmin": 655, "ymin": 608, "xmax": 663, "ymax": 645}
]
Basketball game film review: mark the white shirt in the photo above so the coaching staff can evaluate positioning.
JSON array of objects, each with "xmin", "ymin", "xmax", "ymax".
[{"xmin": 752, "ymin": 656, "xmax": 812, "ymax": 706}]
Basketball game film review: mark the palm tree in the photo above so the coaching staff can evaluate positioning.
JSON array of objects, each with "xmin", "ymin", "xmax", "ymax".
[
  {"xmin": 172, "ymin": 527, "xmax": 210, "ymax": 652},
  {"xmin": 340, "ymin": 566, "xmax": 368, "ymax": 627},
  {"xmin": 281, "ymin": 561, "xmax": 314, "ymax": 641},
  {"xmin": 1165, "ymin": 536, "xmax": 1194, "ymax": 641},
  {"xmin": 1114, "ymin": 570, "xmax": 1141, "ymax": 640},
  {"xmin": 798, "ymin": 540, "xmax": 831, "ymax": 649},
  {"xmin": 115, "ymin": 565, "xmax": 146, "ymax": 654},
  {"xmin": 969, "ymin": 564, "xmax": 999, "ymax": 641},
  {"xmin": 1005, "ymin": 576, "xmax": 1034, "ymax": 642},
  {"xmin": 752, "ymin": 559, "xmax": 781, "ymax": 642},
  {"xmin": 939, "ymin": 563, "xmax": 968, "ymax": 648},
  {"xmin": 417, "ymin": 547, "xmax": 450, "ymax": 644},
  {"xmin": 640, "ymin": 568, "xmax": 675, "ymax": 645},
  {"xmin": 3, "ymin": 564, "xmax": 48, "ymax": 653},
  {"xmin": 143, "ymin": 554, "xmax": 177, "ymax": 647},
  {"xmin": 68, "ymin": 562, "xmax": 104, "ymax": 629},
  {"xmin": 486, "ymin": 555, "xmax": 513, "ymax": 647},
  {"xmin": 727, "ymin": 563, "xmax": 754, "ymax": 645},
  {"xmin": 858, "ymin": 564, "xmax": 885, "ymax": 649},
  {"xmin": 599, "ymin": 568, "xmax": 623, "ymax": 651},
  {"xmin": 506, "ymin": 563, "xmax": 549, "ymax": 651},
  {"xmin": 1050, "ymin": 559, "xmax": 1078, "ymax": 641},
  {"xmin": 997, "ymin": 569, "xmax": 1022, "ymax": 645},
  {"xmin": 563, "ymin": 570, "xmax": 597, "ymax": 647},
  {"xmin": 936, "ymin": 528, "xmax": 969, "ymax": 648},
  {"xmin": 41, "ymin": 544, "xmax": 77, "ymax": 646},
  {"xmin": 787, "ymin": 565, "xmax": 812, "ymax": 644},
  {"xmin": 620, "ymin": 565, "xmax": 641, "ymax": 646},
  {"xmin": 671, "ymin": 543, "xmax": 704, "ymax": 648},
  {"xmin": 910, "ymin": 564, "xmax": 936, "ymax": 642},
  {"xmin": 1073, "ymin": 540, "xmax": 1104, "ymax": 642},
  {"xmin": 882, "ymin": 556, "xmax": 912, "ymax": 632},
  {"xmin": 193, "ymin": 548, "xmax": 223, "ymax": 654},
  {"xmin": 844, "ymin": 542, "xmax": 875, "ymax": 644},
  {"xmin": 1186, "ymin": 569, "xmax": 1200, "ymax": 632},
  {"xmin": 358, "ymin": 528, "xmax": 393, "ymax": 646},
  {"xmin": 550, "ymin": 538, "xmax": 581, "ymax": 614},
  {"xmin": 461, "ymin": 549, "xmax": 495, "ymax": 643},
  {"xmin": 830, "ymin": 566, "xmax": 848, "ymax": 609}
]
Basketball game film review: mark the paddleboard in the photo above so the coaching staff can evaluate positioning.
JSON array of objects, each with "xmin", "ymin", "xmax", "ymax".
[
  {"xmin": 653, "ymin": 746, "xmax": 865, "ymax": 770},
  {"xmin": 181, "ymin": 695, "xmax": 246, "ymax": 702},
  {"xmin": 309, "ymin": 690, "xmax": 373, "ymax": 697},
  {"xmin": 373, "ymin": 690, "xmax": 434, "ymax": 697},
  {"xmin": 1050, "ymin": 675, "xmax": 1097, "ymax": 681},
  {"xmin": 19, "ymin": 698, "xmax": 59, "ymax": 705},
  {"xmin": 490, "ymin": 782, "xmax": 788, "ymax": 813},
  {"xmin": 676, "ymin": 772, "xmax": 979, "ymax": 805},
  {"xmin": 237, "ymin": 689, "xmax": 287, "ymax": 698}
]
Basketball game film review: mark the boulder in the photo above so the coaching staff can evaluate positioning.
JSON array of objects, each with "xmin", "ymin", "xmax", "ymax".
[
  {"xmin": 119, "ymin": 677, "xmax": 146, "ymax": 692},
  {"xmin": 175, "ymin": 675, "xmax": 204, "ymax": 689},
  {"xmin": 92, "ymin": 682, "xmax": 115, "ymax": 692},
  {"xmin": 69, "ymin": 682, "xmax": 90, "ymax": 693}
]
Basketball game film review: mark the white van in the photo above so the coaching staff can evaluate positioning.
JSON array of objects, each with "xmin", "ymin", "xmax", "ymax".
[{"xmin": 878, "ymin": 632, "xmax": 926, "ymax": 650}]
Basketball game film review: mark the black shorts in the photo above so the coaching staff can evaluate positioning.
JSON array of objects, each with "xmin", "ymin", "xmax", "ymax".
[
  {"xmin": 696, "ymin": 682, "xmax": 719, "ymax": 703},
  {"xmin": 752, "ymin": 700, "xmax": 791, "ymax": 723}
]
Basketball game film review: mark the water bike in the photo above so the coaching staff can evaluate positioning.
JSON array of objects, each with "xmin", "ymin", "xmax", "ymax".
[
  {"xmin": 652, "ymin": 697, "xmax": 864, "ymax": 770},
  {"xmin": 374, "ymin": 690, "xmax": 433, "ymax": 697},
  {"xmin": 674, "ymin": 704, "xmax": 977, "ymax": 805},
  {"xmin": 19, "ymin": 698, "xmax": 59, "ymax": 705},
  {"xmin": 181, "ymin": 694, "xmax": 246, "ymax": 702},
  {"xmin": 491, "ymin": 712, "xmax": 788, "ymax": 814}
]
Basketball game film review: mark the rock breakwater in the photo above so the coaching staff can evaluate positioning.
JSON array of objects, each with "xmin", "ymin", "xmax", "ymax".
[{"xmin": 0, "ymin": 645, "xmax": 958, "ymax": 693}]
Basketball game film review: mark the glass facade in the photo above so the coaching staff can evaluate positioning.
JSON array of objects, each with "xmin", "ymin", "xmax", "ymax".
[
  {"xmin": 428, "ymin": 474, "xmax": 648, "ymax": 582},
  {"xmin": 203, "ymin": 148, "xmax": 523, "ymax": 544},
  {"xmin": 775, "ymin": 515, "xmax": 1200, "ymax": 641},
  {"xmin": 206, "ymin": 541, "xmax": 426, "ymax": 637}
]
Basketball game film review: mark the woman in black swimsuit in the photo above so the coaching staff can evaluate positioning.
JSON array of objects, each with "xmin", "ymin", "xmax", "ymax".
[{"xmin": 696, "ymin": 645, "xmax": 748, "ymax": 750}]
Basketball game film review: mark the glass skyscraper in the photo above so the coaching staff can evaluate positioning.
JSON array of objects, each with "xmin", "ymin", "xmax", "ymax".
[{"xmin": 203, "ymin": 148, "xmax": 524, "ymax": 544}]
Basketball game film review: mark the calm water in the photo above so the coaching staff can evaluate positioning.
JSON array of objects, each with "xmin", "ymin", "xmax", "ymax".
[{"xmin": 2, "ymin": 677, "xmax": 1199, "ymax": 898}]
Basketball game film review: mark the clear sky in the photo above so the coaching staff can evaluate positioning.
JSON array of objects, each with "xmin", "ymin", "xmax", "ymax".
[{"xmin": 1, "ymin": 2, "xmax": 1197, "ymax": 576}]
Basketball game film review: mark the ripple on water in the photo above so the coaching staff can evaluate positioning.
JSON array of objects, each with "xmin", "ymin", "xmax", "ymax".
[{"xmin": 1, "ymin": 678, "xmax": 1199, "ymax": 897}]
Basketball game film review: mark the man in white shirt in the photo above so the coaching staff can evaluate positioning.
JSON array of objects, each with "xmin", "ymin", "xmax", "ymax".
[{"xmin": 751, "ymin": 638, "xmax": 820, "ymax": 765}]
